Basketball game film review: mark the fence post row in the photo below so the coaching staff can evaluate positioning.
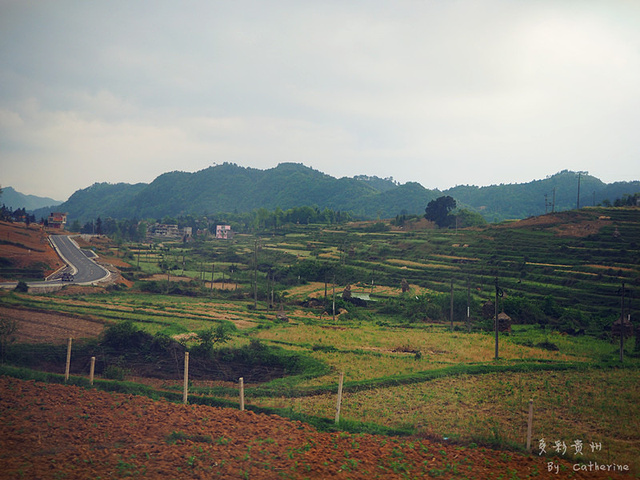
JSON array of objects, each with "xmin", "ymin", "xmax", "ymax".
[
  {"xmin": 64, "ymin": 337, "xmax": 72, "ymax": 382},
  {"xmin": 335, "ymin": 371, "xmax": 344, "ymax": 424},
  {"xmin": 526, "ymin": 398, "xmax": 534, "ymax": 451},
  {"xmin": 89, "ymin": 356, "xmax": 96, "ymax": 385},
  {"xmin": 183, "ymin": 352, "xmax": 189, "ymax": 405}
]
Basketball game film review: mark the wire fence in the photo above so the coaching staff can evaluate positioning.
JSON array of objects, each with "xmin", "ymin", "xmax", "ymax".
[{"xmin": 1, "ymin": 336, "xmax": 544, "ymax": 451}]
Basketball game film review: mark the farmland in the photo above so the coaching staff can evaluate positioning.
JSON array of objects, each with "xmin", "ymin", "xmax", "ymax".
[{"xmin": 1, "ymin": 207, "xmax": 639, "ymax": 478}]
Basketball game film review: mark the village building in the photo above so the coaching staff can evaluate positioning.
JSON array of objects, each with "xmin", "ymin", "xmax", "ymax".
[
  {"xmin": 153, "ymin": 224, "xmax": 180, "ymax": 237},
  {"xmin": 47, "ymin": 212, "xmax": 67, "ymax": 229},
  {"xmin": 216, "ymin": 225, "xmax": 233, "ymax": 239}
]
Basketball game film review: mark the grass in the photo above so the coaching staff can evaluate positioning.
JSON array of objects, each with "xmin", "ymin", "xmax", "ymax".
[
  {"xmin": 2, "ymin": 207, "xmax": 639, "ymax": 474},
  {"xmin": 246, "ymin": 367, "xmax": 640, "ymax": 470},
  {"xmin": 252, "ymin": 323, "xmax": 610, "ymax": 388}
]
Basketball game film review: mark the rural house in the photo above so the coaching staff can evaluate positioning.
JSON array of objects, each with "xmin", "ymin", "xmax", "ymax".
[{"xmin": 47, "ymin": 212, "xmax": 67, "ymax": 229}]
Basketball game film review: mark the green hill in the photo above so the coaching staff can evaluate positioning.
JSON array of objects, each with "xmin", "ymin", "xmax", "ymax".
[
  {"xmin": 1, "ymin": 187, "xmax": 62, "ymax": 211},
  {"xmin": 34, "ymin": 164, "xmax": 639, "ymax": 223}
]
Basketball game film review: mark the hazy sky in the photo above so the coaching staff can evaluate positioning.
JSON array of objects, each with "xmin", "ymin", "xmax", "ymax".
[{"xmin": 1, "ymin": 1, "xmax": 639, "ymax": 201}]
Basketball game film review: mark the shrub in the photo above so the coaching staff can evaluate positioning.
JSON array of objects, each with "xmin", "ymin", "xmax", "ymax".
[
  {"xmin": 536, "ymin": 341, "xmax": 559, "ymax": 351},
  {"xmin": 190, "ymin": 324, "xmax": 233, "ymax": 358},
  {"xmin": 103, "ymin": 364, "xmax": 128, "ymax": 380},
  {"xmin": 100, "ymin": 320, "xmax": 172, "ymax": 352},
  {"xmin": 503, "ymin": 295, "xmax": 546, "ymax": 324},
  {"xmin": 13, "ymin": 281, "xmax": 29, "ymax": 293}
]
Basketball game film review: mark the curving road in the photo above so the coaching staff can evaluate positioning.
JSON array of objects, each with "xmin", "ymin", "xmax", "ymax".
[
  {"xmin": 48, "ymin": 235, "xmax": 110, "ymax": 284},
  {"xmin": 0, "ymin": 235, "xmax": 110, "ymax": 289}
]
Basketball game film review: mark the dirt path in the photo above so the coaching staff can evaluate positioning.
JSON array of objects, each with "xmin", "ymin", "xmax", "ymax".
[{"xmin": 0, "ymin": 377, "xmax": 632, "ymax": 479}]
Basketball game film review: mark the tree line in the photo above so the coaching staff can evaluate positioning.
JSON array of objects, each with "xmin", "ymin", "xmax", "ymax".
[{"xmin": 65, "ymin": 205, "xmax": 353, "ymax": 242}]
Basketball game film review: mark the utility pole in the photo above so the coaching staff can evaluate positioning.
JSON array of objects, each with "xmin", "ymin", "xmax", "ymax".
[
  {"xmin": 253, "ymin": 239, "xmax": 258, "ymax": 309},
  {"xmin": 544, "ymin": 193, "xmax": 548, "ymax": 214},
  {"xmin": 577, "ymin": 172, "xmax": 582, "ymax": 209},
  {"xmin": 332, "ymin": 277, "xmax": 336, "ymax": 322},
  {"xmin": 494, "ymin": 277, "xmax": 503, "ymax": 360},
  {"xmin": 620, "ymin": 282, "xmax": 625, "ymax": 363},
  {"xmin": 467, "ymin": 276, "xmax": 471, "ymax": 332},
  {"xmin": 450, "ymin": 278, "xmax": 454, "ymax": 332},
  {"xmin": 576, "ymin": 171, "xmax": 588, "ymax": 209}
]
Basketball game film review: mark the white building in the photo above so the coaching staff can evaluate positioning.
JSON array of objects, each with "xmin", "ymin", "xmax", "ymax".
[{"xmin": 216, "ymin": 225, "xmax": 233, "ymax": 239}]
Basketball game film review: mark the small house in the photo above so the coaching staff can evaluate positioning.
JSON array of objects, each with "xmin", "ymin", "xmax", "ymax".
[
  {"xmin": 216, "ymin": 225, "xmax": 233, "ymax": 239},
  {"xmin": 48, "ymin": 212, "xmax": 67, "ymax": 229}
]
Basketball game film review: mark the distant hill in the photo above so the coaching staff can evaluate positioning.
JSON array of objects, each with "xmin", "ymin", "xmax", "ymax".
[
  {"xmin": 30, "ymin": 164, "xmax": 640, "ymax": 224},
  {"xmin": 447, "ymin": 171, "xmax": 640, "ymax": 221},
  {"xmin": 1, "ymin": 186, "xmax": 62, "ymax": 211}
]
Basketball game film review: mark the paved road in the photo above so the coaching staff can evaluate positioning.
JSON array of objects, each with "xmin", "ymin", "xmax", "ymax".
[
  {"xmin": 0, "ymin": 235, "xmax": 110, "ymax": 289},
  {"xmin": 49, "ymin": 235, "xmax": 110, "ymax": 284}
]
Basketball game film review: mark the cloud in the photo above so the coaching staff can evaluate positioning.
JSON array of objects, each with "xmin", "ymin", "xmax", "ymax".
[{"xmin": 1, "ymin": 0, "xmax": 639, "ymax": 199}]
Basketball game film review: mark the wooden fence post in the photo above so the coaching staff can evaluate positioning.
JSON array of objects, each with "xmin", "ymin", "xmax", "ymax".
[
  {"xmin": 239, "ymin": 377, "xmax": 245, "ymax": 411},
  {"xmin": 89, "ymin": 356, "xmax": 95, "ymax": 385},
  {"xmin": 335, "ymin": 372, "xmax": 344, "ymax": 424},
  {"xmin": 183, "ymin": 352, "xmax": 189, "ymax": 405},
  {"xmin": 526, "ymin": 398, "xmax": 533, "ymax": 451},
  {"xmin": 65, "ymin": 337, "xmax": 72, "ymax": 382}
]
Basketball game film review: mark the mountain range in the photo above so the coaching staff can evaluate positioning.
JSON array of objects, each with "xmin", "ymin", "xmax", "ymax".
[
  {"xmin": 9, "ymin": 163, "xmax": 640, "ymax": 223},
  {"xmin": 0, "ymin": 186, "xmax": 62, "ymax": 211}
]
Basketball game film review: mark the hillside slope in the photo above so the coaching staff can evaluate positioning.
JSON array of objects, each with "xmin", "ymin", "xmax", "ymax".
[
  {"xmin": 1, "ymin": 186, "xmax": 61, "ymax": 211},
  {"xmin": 32, "ymin": 164, "xmax": 640, "ymax": 223}
]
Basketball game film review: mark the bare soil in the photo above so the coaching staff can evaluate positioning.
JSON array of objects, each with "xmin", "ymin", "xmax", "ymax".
[
  {"xmin": 0, "ymin": 306, "xmax": 105, "ymax": 344},
  {"xmin": 1, "ymin": 377, "xmax": 631, "ymax": 480},
  {"xmin": 501, "ymin": 211, "xmax": 613, "ymax": 238},
  {"xmin": 0, "ymin": 221, "xmax": 64, "ymax": 280}
]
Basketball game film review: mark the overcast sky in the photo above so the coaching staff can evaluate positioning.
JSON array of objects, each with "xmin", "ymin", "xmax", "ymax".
[{"xmin": 1, "ymin": 1, "xmax": 639, "ymax": 201}]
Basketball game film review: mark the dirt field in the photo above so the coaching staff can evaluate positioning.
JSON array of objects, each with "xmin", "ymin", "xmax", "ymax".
[
  {"xmin": 0, "ymin": 306, "xmax": 105, "ymax": 344},
  {"xmin": 0, "ymin": 221, "xmax": 64, "ymax": 281},
  {"xmin": 1, "ymin": 377, "xmax": 632, "ymax": 480},
  {"xmin": 502, "ymin": 211, "xmax": 613, "ymax": 237}
]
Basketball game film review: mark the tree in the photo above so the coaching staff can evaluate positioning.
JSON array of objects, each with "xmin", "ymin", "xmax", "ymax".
[
  {"xmin": 425, "ymin": 196, "xmax": 457, "ymax": 227},
  {"xmin": 454, "ymin": 209, "xmax": 487, "ymax": 228},
  {"xmin": 0, "ymin": 316, "xmax": 18, "ymax": 364}
]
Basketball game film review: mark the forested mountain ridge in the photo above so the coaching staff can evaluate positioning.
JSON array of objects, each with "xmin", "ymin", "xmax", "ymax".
[
  {"xmin": 28, "ymin": 164, "xmax": 640, "ymax": 223},
  {"xmin": 0, "ymin": 186, "xmax": 61, "ymax": 211}
]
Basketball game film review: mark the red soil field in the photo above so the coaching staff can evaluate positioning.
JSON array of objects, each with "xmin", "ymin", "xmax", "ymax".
[{"xmin": 0, "ymin": 377, "xmax": 632, "ymax": 479}]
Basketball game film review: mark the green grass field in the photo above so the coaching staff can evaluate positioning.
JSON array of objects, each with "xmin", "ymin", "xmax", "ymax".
[{"xmin": 2, "ymin": 206, "xmax": 639, "ymax": 473}]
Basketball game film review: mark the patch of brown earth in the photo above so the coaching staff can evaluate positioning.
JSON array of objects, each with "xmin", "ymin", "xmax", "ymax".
[
  {"xmin": 501, "ymin": 211, "xmax": 613, "ymax": 238},
  {"xmin": 0, "ymin": 221, "xmax": 64, "ymax": 280},
  {"xmin": 0, "ymin": 306, "xmax": 106, "ymax": 344},
  {"xmin": 54, "ymin": 285, "xmax": 109, "ymax": 296},
  {"xmin": 0, "ymin": 377, "xmax": 632, "ymax": 479}
]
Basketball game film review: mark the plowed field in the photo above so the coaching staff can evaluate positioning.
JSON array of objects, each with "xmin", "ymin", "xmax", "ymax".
[{"xmin": 0, "ymin": 377, "xmax": 632, "ymax": 479}]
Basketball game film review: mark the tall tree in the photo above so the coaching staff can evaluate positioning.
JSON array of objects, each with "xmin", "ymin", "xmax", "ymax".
[{"xmin": 425, "ymin": 196, "xmax": 457, "ymax": 227}]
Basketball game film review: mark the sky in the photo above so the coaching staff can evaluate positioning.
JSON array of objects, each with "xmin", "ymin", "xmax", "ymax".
[{"xmin": 1, "ymin": 0, "xmax": 639, "ymax": 201}]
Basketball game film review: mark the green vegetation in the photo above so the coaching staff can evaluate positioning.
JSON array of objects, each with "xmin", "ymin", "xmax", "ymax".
[
  {"xmin": 2, "ymin": 205, "xmax": 639, "ymax": 470},
  {"xmin": 34, "ymin": 164, "xmax": 640, "ymax": 224}
]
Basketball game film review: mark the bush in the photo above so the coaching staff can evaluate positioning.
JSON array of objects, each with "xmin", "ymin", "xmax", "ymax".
[
  {"xmin": 13, "ymin": 281, "xmax": 28, "ymax": 293},
  {"xmin": 536, "ymin": 341, "xmax": 559, "ymax": 351},
  {"xmin": 99, "ymin": 321, "xmax": 174, "ymax": 353},
  {"xmin": 190, "ymin": 324, "xmax": 233, "ymax": 359},
  {"xmin": 103, "ymin": 364, "xmax": 128, "ymax": 380},
  {"xmin": 503, "ymin": 295, "xmax": 546, "ymax": 324}
]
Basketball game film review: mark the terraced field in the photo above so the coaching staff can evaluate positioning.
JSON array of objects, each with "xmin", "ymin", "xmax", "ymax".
[{"xmin": 1, "ymin": 207, "xmax": 639, "ymax": 477}]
